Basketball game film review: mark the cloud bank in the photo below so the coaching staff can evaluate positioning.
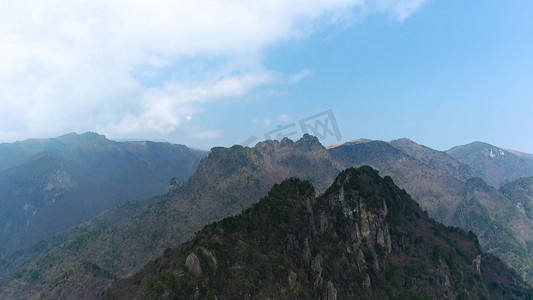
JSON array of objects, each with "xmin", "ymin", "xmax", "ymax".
[{"xmin": 0, "ymin": 0, "xmax": 427, "ymax": 142}]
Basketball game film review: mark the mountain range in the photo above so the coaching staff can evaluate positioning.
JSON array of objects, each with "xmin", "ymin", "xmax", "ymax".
[
  {"xmin": 1, "ymin": 133, "xmax": 533, "ymax": 299},
  {"xmin": 103, "ymin": 166, "xmax": 531, "ymax": 299},
  {"xmin": 0, "ymin": 133, "xmax": 206, "ymax": 267}
]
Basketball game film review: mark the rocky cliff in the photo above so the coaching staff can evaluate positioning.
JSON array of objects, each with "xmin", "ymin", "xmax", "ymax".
[{"xmin": 103, "ymin": 167, "xmax": 531, "ymax": 299}]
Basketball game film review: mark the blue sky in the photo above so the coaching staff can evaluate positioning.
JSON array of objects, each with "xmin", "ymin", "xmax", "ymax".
[
  {"xmin": 1, "ymin": 1, "xmax": 532, "ymax": 152},
  {"xmin": 251, "ymin": 0, "xmax": 533, "ymax": 152}
]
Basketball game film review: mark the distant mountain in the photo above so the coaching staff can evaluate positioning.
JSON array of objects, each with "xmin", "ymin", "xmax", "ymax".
[
  {"xmin": 0, "ymin": 135, "xmax": 342, "ymax": 299},
  {"xmin": 330, "ymin": 138, "xmax": 533, "ymax": 283},
  {"xmin": 446, "ymin": 141, "xmax": 533, "ymax": 188},
  {"xmin": 452, "ymin": 177, "xmax": 533, "ymax": 281},
  {"xmin": 329, "ymin": 139, "xmax": 468, "ymax": 224},
  {"xmin": 389, "ymin": 138, "xmax": 474, "ymax": 181},
  {"xmin": 104, "ymin": 167, "xmax": 531, "ymax": 299},
  {"xmin": 0, "ymin": 132, "xmax": 206, "ymax": 256},
  {"xmin": 3, "ymin": 135, "xmax": 533, "ymax": 299}
]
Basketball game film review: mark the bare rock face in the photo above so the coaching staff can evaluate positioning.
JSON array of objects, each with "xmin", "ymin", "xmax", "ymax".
[
  {"xmin": 324, "ymin": 280, "xmax": 337, "ymax": 300},
  {"xmin": 437, "ymin": 258, "xmax": 453, "ymax": 298},
  {"xmin": 473, "ymin": 255, "xmax": 482, "ymax": 274},
  {"xmin": 319, "ymin": 167, "xmax": 393, "ymax": 274},
  {"xmin": 362, "ymin": 273, "xmax": 372, "ymax": 289},
  {"xmin": 356, "ymin": 249, "xmax": 366, "ymax": 271},
  {"xmin": 199, "ymin": 247, "xmax": 217, "ymax": 273},
  {"xmin": 287, "ymin": 270, "xmax": 298, "ymax": 290},
  {"xmin": 185, "ymin": 253, "xmax": 202, "ymax": 277},
  {"xmin": 168, "ymin": 177, "xmax": 181, "ymax": 193},
  {"xmin": 311, "ymin": 255, "xmax": 324, "ymax": 289},
  {"xmin": 302, "ymin": 238, "xmax": 311, "ymax": 265}
]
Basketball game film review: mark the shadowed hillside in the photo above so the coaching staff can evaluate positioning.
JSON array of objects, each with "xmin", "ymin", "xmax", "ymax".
[{"xmin": 0, "ymin": 132, "xmax": 206, "ymax": 267}]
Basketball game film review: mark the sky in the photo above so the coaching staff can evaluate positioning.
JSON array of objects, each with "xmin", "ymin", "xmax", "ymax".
[{"xmin": 1, "ymin": 0, "xmax": 532, "ymax": 153}]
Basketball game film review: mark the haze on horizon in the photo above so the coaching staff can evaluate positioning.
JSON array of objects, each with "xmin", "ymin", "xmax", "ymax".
[{"xmin": 1, "ymin": 0, "xmax": 532, "ymax": 153}]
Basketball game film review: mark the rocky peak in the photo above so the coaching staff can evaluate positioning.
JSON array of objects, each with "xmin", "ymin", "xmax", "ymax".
[
  {"xmin": 254, "ymin": 134, "xmax": 324, "ymax": 151},
  {"xmin": 279, "ymin": 137, "xmax": 295, "ymax": 147},
  {"xmin": 294, "ymin": 133, "xmax": 324, "ymax": 150},
  {"xmin": 317, "ymin": 167, "xmax": 394, "ymax": 272},
  {"xmin": 104, "ymin": 166, "xmax": 531, "ymax": 299}
]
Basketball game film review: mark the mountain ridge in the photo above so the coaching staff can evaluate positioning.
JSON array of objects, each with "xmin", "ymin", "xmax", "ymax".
[
  {"xmin": 103, "ymin": 166, "xmax": 532, "ymax": 299},
  {"xmin": 0, "ymin": 132, "xmax": 207, "ymax": 257},
  {"xmin": 446, "ymin": 141, "xmax": 533, "ymax": 188},
  {"xmin": 2, "ymin": 134, "xmax": 533, "ymax": 298}
]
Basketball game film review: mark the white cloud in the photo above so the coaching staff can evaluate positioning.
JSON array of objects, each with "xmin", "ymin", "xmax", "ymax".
[
  {"xmin": 189, "ymin": 130, "xmax": 224, "ymax": 139},
  {"xmin": 278, "ymin": 114, "xmax": 291, "ymax": 123},
  {"xmin": 370, "ymin": 0, "xmax": 427, "ymax": 22},
  {"xmin": 391, "ymin": 0, "xmax": 427, "ymax": 22},
  {"xmin": 287, "ymin": 69, "xmax": 313, "ymax": 84},
  {"xmin": 101, "ymin": 70, "xmax": 276, "ymax": 134},
  {"xmin": 0, "ymin": 0, "xmax": 427, "ymax": 142}
]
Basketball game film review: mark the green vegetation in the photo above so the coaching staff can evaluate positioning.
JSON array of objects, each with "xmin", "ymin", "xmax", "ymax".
[
  {"xmin": 103, "ymin": 167, "xmax": 532, "ymax": 299},
  {"xmin": 3, "ymin": 136, "xmax": 533, "ymax": 299}
]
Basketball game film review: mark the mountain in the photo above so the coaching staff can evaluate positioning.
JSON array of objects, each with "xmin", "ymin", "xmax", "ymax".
[
  {"xmin": 0, "ymin": 135, "xmax": 342, "ymax": 299},
  {"xmin": 329, "ymin": 139, "xmax": 468, "ymax": 224},
  {"xmin": 3, "ymin": 135, "xmax": 533, "ymax": 298},
  {"xmin": 452, "ymin": 178, "xmax": 533, "ymax": 281},
  {"xmin": 330, "ymin": 138, "xmax": 533, "ymax": 283},
  {"xmin": 446, "ymin": 141, "xmax": 533, "ymax": 188},
  {"xmin": 0, "ymin": 132, "xmax": 206, "ymax": 257},
  {"xmin": 389, "ymin": 138, "xmax": 474, "ymax": 181},
  {"xmin": 104, "ymin": 167, "xmax": 532, "ymax": 299}
]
